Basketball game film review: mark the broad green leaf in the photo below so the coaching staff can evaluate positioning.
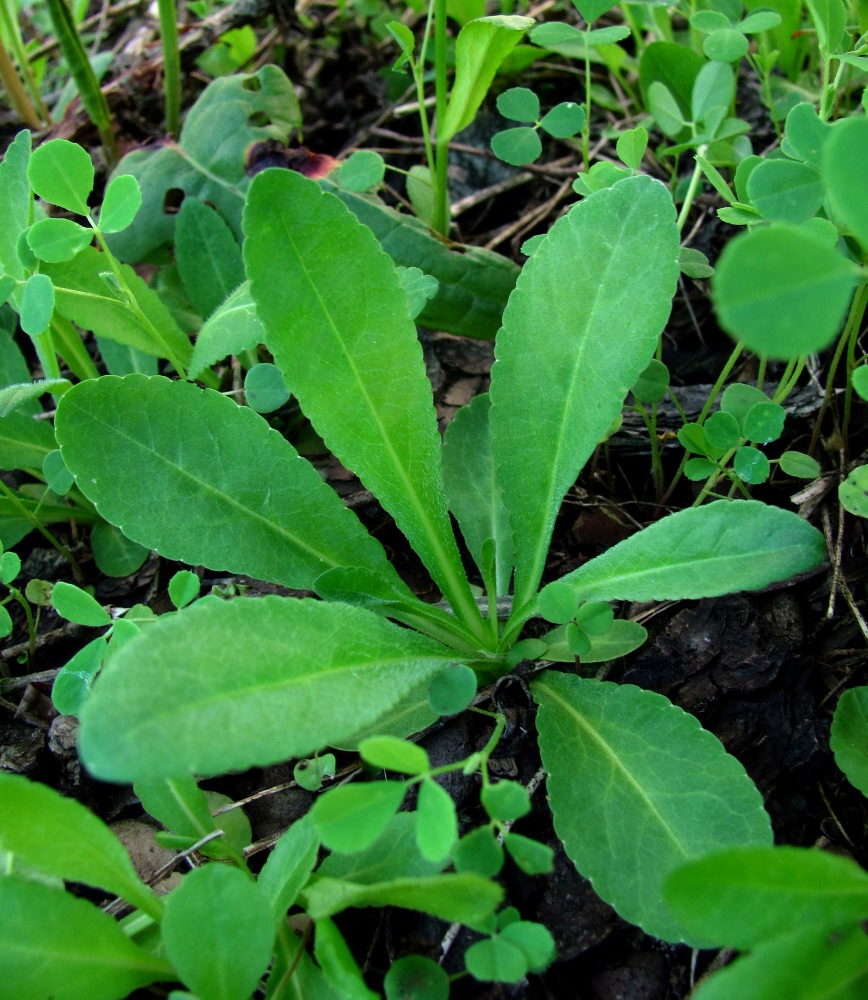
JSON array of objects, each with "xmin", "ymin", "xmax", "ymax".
[
  {"xmin": 0, "ymin": 775, "xmax": 160, "ymax": 918},
  {"xmin": 384, "ymin": 955, "xmax": 450, "ymax": 1000},
  {"xmin": 302, "ymin": 873, "xmax": 502, "ymax": 930},
  {"xmin": 162, "ymin": 864, "xmax": 275, "ymax": 1000},
  {"xmin": 692, "ymin": 924, "xmax": 868, "ymax": 1000},
  {"xmin": 665, "ymin": 846, "xmax": 868, "ymax": 949},
  {"xmin": 43, "ymin": 247, "xmax": 193, "ymax": 368},
  {"xmin": 490, "ymin": 175, "xmax": 680, "ymax": 609},
  {"xmin": 168, "ymin": 569, "xmax": 200, "ymax": 609},
  {"xmin": 648, "ymin": 82, "xmax": 686, "ymax": 135},
  {"xmin": 135, "ymin": 776, "xmax": 216, "ymax": 841},
  {"xmin": 51, "ymin": 580, "xmax": 111, "ymax": 626},
  {"xmin": 258, "ymin": 817, "xmax": 321, "ymax": 920},
  {"xmin": 0, "ymin": 877, "xmax": 172, "ymax": 1000},
  {"xmin": 359, "ymin": 735, "xmax": 429, "ymax": 774},
  {"xmin": 830, "ymin": 686, "xmax": 868, "ymax": 795},
  {"xmin": 244, "ymin": 362, "xmax": 290, "ymax": 413},
  {"xmin": 549, "ymin": 500, "xmax": 824, "ymax": 601},
  {"xmin": 339, "ymin": 150, "xmax": 386, "ymax": 191},
  {"xmin": 20, "ymin": 272, "xmax": 54, "ymax": 334},
  {"xmin": 96, "ymin": 335, "xmax": 159, "ymax": 376},
  {"xmin": 105, "ymin": 65, "xmax": 302, "ymax": 261},
  {"xmin": 0, "ymin": 129, "xmax": 32, "ymax": 287},
  {"xmin": 314, "ymin": 917, "xmax": 379, "ymax": 1000},
  {"xmin": 638, "ymin": 42, "xmax": 704, "ymax": 126},
  {"xmin": 499, "ymin": 921, "xmax": 556, "ymax": 973},
  {"xmin": 318, "ymin": 812, "xmax": 444, "ymax": 884},
  {"xmin": 465, "ymin": 937, "xmax": 528, "ymax": 983},
  {"xmin": 703, "ymin": 28, "xmax": 749, "ymax": 61},
  {"xmin": 175, "ymin": 198, "xmax": 243, "ymax": 319},
  {"xmin": 415, "ymin": 778, "xmax": 458, "ymax": 861},
  {"xmin": 427, "ymin": 662, "xmax": 477, "ymax": 715},
  {"xmin": 779, "ymin": 450, "xmax": 820, "ymax": 478},
  {"xmin": 721, "ymin": 382, "xmax": 769, "ymax": 427},
  {"xmin": 738, "ymin": 10, "xmax": 782, "ymax": 32},
  {"xmin": 55, "ymin": 375, "xmax": 400, "ymax": 592},
  {"xmin": 542, "ymin": 618, "xmax": 648, "ymax": 663},
  {"xmin": 188, "ymin": 281, "xmax": 265, "ymax": 379},
  {"xmin": 712, "ymin": 224, "xmax": 860, "ymax": 359},
  {"xmin": 839, "ymin": 465, "xmax": 868, "ymax": 517},
  {"xmin": 98, "ymin": 173, "xmax": 142, "ymax": 233},
  {"xmin": 852, "ymin": 365, "xmax": 868, "ymax": 401},
  {"xmin": 440, "ymin": 17, "xmax": 534, "ymax": 144},
  {"xmin": 51, "ymin": 636, "xmax": 106, "ymax": 715},
  {"xmin": 746, "ymin": 159, "xmax": 823, "ymax": 224},
  {"xmin": 406, "ymin": 164, "xmax": 436, "ymax": 227},
  {"xmin": 691, "ymin": 60, "xmax": 734, "ymax": 124},
  {"xmin": 532, "ymin": 673, "xmax": 772, "ymax": 943},
  {"xmin": 26, "ymin": 217, "xmax": 92, "ymax": 262},
  {"xmin": 805, "ymin": 0, "xmax": 847, "ymax": 51},
  {"xmin": 453, "ymin": 825, "xmax": 504, "ymax": 877},
  {"xmin": 244, "ymin": 170, "xmax": 478, "ymax": 624},
  {"xmin": 539, "ymin": 102, "xmax": 585, "ymax": 138},
  {"xmin": 442, "ymin": 394, "xmax": 513, "ymax": 595},
  {"xmin": 481, "ymin": 780, "xmax": 530, "ymax": 821},
  {"xmin": 575, "ymin": 0, "xmax": 618, "ymax": 21},
  {"xmin": 42, "ymin": 447, "xmax": 73, "ymax": 494},
  {"xmin": 705, "ymin": 410, "xmax": 741, "ymax": 450},
  {"xmin": 0, "ymin": 408, "xmax": 58, "ymax": 470},
  {"xmin": 311, "ymin": 781, "xmax": 407, "ymax": 852},
  {"xmin": 782, "ymin": 103, "xmax": 832, "ymax": 167},
  {"xmin": 90, "ymin": 521, "xmax": 150, "ymax": 578},
  {"xmin": 497, "ymin": 86, "xmax": 540, "ymax": 122},
  {"xmin": 491, "ymin": 126, "xmax": 543, "ymax": 166},
  {"xmin": 744, "ymin": 401, "xmax": 786, "ymax": 443},
  {"xmin": 27, "ymin": 138, "xmax": 93, "ymax": 215},
  {"xmin": 734, "ymin": 445, "xmax": 770, "ymax": 484},
  {"xmin": 503, "ymin": 832, "xmax": 554, "ymax": 874},
  {"xmin": 616, "ymin": 127, "xmax": 648, "ymax": 170},
  {"xmin": 823, "ymin": 117, "xmax": 868, "ymax": 251},
  {"xmin": 78, "ymin": 596, "xmax": 457, "ymax": 782}
]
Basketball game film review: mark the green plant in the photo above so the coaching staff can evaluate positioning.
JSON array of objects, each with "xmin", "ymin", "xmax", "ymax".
[{"xmin": 0, "ymin": 164, "xmax": 830, "ymax": 993}]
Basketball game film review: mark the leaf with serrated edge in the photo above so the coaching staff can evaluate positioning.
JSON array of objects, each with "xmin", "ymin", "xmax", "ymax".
[
  {"xmin": 244, "ymin": 170, "xmax": 477, "ymax": 624},
  {"xmin": 490, "ymin": 176, "xmax": 680, "ymax": 610},
  {"xmin": 547, "ymin": 500, "xmax": 825, "ymax": 602},
  {"xmin": 78, "ymin": 596, "xmax": 457, "ymax": 782},
  {"xmin": 55, "ymin": 375, "xmax": 402, "ymax": 593},
  {"xmin": 531, "ymin": 673, "xmax": 772, "ymax": 943}
]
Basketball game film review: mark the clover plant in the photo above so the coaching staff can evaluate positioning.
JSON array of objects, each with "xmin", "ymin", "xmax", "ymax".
[{"xmin": 0, "ymin": 162, "xmax": 830, "ymax": 994}]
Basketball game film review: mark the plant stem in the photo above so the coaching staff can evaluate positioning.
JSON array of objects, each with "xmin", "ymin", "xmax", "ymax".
[
  {"xmin": 431, "ymin": 0, "xmax": 451, "ymax": 236},
  {"xmin": 156, "ymin": 0, "xmax": 181, "ymax": 137},
  {"xmin": 0, "ymin": 479, "xmax": 82, "ymax": 579}
]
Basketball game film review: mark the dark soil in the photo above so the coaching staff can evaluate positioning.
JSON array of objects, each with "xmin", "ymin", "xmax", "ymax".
[{"xmin": 3, "ymin": 3, "xmax": 868, "ymax": 998}]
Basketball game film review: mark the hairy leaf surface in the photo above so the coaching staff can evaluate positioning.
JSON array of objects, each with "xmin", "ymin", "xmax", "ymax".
[
  {"xmin": 548, "ymin": 500, "xmax": 825, "ymax": 601},
  {"xmin": 532, "ymin": 673, "xmax": 772, "ymax": 943},
  {"xmin": 78, "ymin": 596, "xmax": 457, "ymax": 782},
  {"xmin": 490, "ymin": 176, "xmax": 680, "ymax": 608},
  {"xmin": 244, "ymin": 169, "xmax": 476, "ymax": 622},
  {"xmin": 55, "ymin": 375, "xmax": 399, "ymax": 591}
]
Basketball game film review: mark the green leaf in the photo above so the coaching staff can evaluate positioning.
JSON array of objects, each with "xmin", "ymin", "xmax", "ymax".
[
  {"xmin": 574, "ymin": 0, "xmax": 618, "ymax": 22},
  {"xmin": 779, "ymin": 450, "xmax": 820, "ymax": 478},
  {"xmin": 43, "ymin": 447, "xmax": 73, "ymax": 494},
  {"xmin": 443, "ymin": 394, "xmax": 512, "ymax": 594},
  {"xmin": 427, "ymin": 662, "xmax": 478, "ymax": 715},
  {"xmin": 830, "ymin": 686, "xmax": 868, "ymax": 795},
  {"xmin": 490, "ymin": 176, "xmax": 680, "ymax": 609},
  {"xmin": 806, "ymin": 0, "xmax": 847, "ymax": 52},
  {"xmin": 0, "ymin": 378, "xmax": 68, "ymax": 418},
  {"xmin": 481, "ymin": 780, "xmax": 530, "ymax": 821},
  {"xmin": 188, "ymin": 281, "xmax": 265, "ymax": 380},
  {"xmin": 440, "ymin": 16, "xmax": 534, "ymax": 144},
  {"xmin": 721, "ymin": 382, "xmax": 769, "ymax": 428},
  {"xmin": 691, "ymin": 60, "xmax": 734, "ymax": 125},
  {"xmin": 244, "ymin": 362, "xmax": 290, "ymax": 413},
  {"xmin": 258, "ymin": 817, "xmax": 321, "ymax": 920},
  {"xmin": 318, "ymin": 812, "xmax": 444, "ymax": 884},
  {"xmin": 648, "ymin": 81, "xmax": 687, "ymax": 136},
  {"xmin": 503, "ymin": 832, "xmax": 554, "ymax": 874},
  {"xmin": 384, "ymin": 955, "xmax": 450, "ymax": 1000},
  {"xmin": 705, "ymin": 410, "xmax": 741, "ymax": 451},
  {"xmin": 26, "ymin": 217, "xmax": 92, "ymax": 262},
  {"xmin": 691, "ymin": 924, "xmax": 868, "ymax": 1000},
  {"xmin": 0, "ymin": 549, "xmax": 20, "ymax": 584},
  {"xmin": 415, "ymin": 778, "xmax": 459, "ymax": 862},
  {"xmin": 98, "ymin": 173, "xmax": 142, "ymax": 233},
  {"xmin": 43, "ymin": 247, "xmax": 193, "ymax": 368},
  {"xmin": 311, "ymin": 782, "xmax": 407, "ymax": 852},
  {"xmin": 55, "ymin": 375, "xmax": 400, "ymax": 592},
  {"xmin": 465, "ymin": 936, "xmax": 528, "ymax": 983},
  {"xmin": 491, "ymin": 126, "xmax": 543, "ymax": 166},
  {"xmin": 665, "ymin": 846, "xmax": 868, "ymax": 949},
  {"xmin": 314, "ymin": 917, "xmax": 379, "ymax": 1000},
  {"xmin": 537, "ymin": 581, "xmax": 578, "ymax": 624},
  {"xmin": 576, "ymin": 600, "xmax": 614, "ymax": 635},
  {"xmin": 703, "ymin": 28, "xmax": 749, "ymax": 62},
  {"xmin": 616, "ymin": 127, "xmax": 648, "ymax": 170},
  {"xmin": 78, "ymin": 596, "xmax": 456, "ymax": 782},
  {"xmin": 782, "ymin": 103, "xmax": 832, "ymax": 168},
  {"xmin": 0, "ymin": 876, "xmax": 172, "ymax": 1000},
  {"xmin": 539, "ymin": 102, "xmax": 585, "ymax": 138},
  {"xmin": 550, "ymin": 500, "xmax": 824, "ymax": 601},
  {"xmin": 90, "ymin": 521, "xmax": 150, "ymax": 578},
  {"xmin": 175, "ymin": 198, "xmax": 244, "ymax": 320},
  {"xmin": 168, "ymin": 569, "xmax": 200, "ymax": 609},
  {"xmin": 339, "ymin": 150, "xmax": 386, "ymax": 192},
  {"xmin": 733, "ymin": 445, "xmax": 771, "ymax": 484},
  {"xmin": 839, "ymin": 465, "xmax": 868, "ymax": 517},
  {"xmin": 162, "ymin": 865, "xmax": 275, "ymax": 1000},
  {"xmin": 497, "ymin": 86, "xmax": 540, "ymax": 122},
  {"xmin": 453, "ymin": 825, "xmax": 504, "ymax": 877},
  {"xmin": 712, "ymin": 224, "xmax": 860, "ymax": 360},
  {"xmin": 0, "ymin": 129, "xmax": 32, "ymax": 287},
  {"xmin": 499, "ymin": 920, "xmax": 556, "ymax": 973},
  {"xmin": 51, "ymin": 635, "xmax": 106, "ymax": 716},
  {"xmin": 852, "ymin": 365, "xmax": 868, "ymax": 401},
  {"xmin": 386, "ymin": 21, "xmax": 415, "ymax": 69},
  {"xmin": 531, "ymin": 672, "xmax": 772, "ymax": 943},
  {"xmin": 135, "ymin": 775, "xmax": 216, "ymax": 840},
  {"xmin": 631, "ymin": 358, "xmax": 669, "ymax": 403},
  {"xmin": 51, "ymin": 580, "xmax": 111, "ymax": 626},
  {"xmin": 744, "ymin": 401, "xmax": 785, "ymax": 443},
  {"xmin": 746, "ymin": 159, "xmax": 823, "ymax": 224},
  {"xmin": 542, "ymin": 618, "xmax": 648, "ymax": 663},
  {"xmin": 303, "ymin": 873, "xmax": 502, "ymax": 930},
  {"xmin": 20, "ymin": 272, "xmax": 54, "ymax": 334},
  {"xmin": 406, "ymin": 164, "xmax": 436, "ymax": 228},
  {"xmin": 0, "ymin": 775, "xmax": 160, "ymax": 918},
  {"xmin": 27, "ymin": 138, "xmax": 94, "ymax": 215},
  {"xmin": 360, "ymin": 735, "xmax": 429, "ymax": 775},
  {"xmin": 823, "ymin": 116, "xmax": 868, "ymax": 251},
  {"xmin": 244, "ymin": 170, "xmax": 477, "ymax": 622},
  {"xmin": 294, "ymin": 753, "xmax": 336, "ymax": 791},
  {"xmin": 0, "ymin": 408, "xmax": 57, "ymax": 470}
]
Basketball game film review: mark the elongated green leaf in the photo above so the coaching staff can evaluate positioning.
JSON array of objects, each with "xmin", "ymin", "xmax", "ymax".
[
  {"xmin": 0, "ymin": 408, "xmax": 58, "ymax": 470},
  {"xmin": 490, "ymin": 176, "xmax": 680, "ymax": 608},
  {"xmin": 78, "ymin": 596, "xmax": 457, "ymax": 782},
  {"xmin": 258, "ymin": 817, "xmax": 321, "ymax": 920},
  {"xmin": 531, "ymin": 672, "xmax": 772, "ymax": 943},
  {"xmin": 26, "ymin": 217, "xmax": 92, "ymax": 262},
  {"xmin": 0, "ymin": 379, "xmax": 69, "ymax": 417},
  {"xmin": 665, "ymin": 846, "xmax": 868, "ymax": 950},
  {"xmin": 823, "ymin": 116, "xmax": 868, "ymax": 251},
  {"xmin": 244, "ymin": 169, "xmax": 477, "ymax": 624},
  {"xmin": 547, "ymin": 500, "xmax": 825, "ymax": 602},
  {"xmin": 0, "ymin": 129, "xmax": 32, "ymax": 289},
  {"xmin": 175, "ymin": 198, "xmax": 243, "ymax": 318},
  {"xmin": 135, "ymin": 776, "xmax": 216, "ymax": 841},
  {"xmin": 314, "ymin": 917, "xmax": 379, "ymax": 1000},
  {"xmin": 443, "ymin": 393, "xmax": 512, "ymax": 595},
  {"xmin": 830, "ymin": 686, "xmax": 868, "ymax": 796},
  {"xmin": 302, "ymin": 873, "xmax": 503, "ymax": 931},
  {"xmin": 0, "ymin": 775, "xmax": 160, "ymax": 918},
  {"xmin": 440, "ymin": 17, "xmax": 534, "ymax": 143},
  {"xmin": 692, "ymin": 925, "xmax": 868, "ymax": 1000},
  {"xmin": 98, "ymin": 173, "xmax": 142, "ymax": 233},
  {"xmin": 162, "ymin": 865, "xmax": 275, "ymax": 1000},
  {"xmin": 188, "ymin": 281, "xmax": 265, "ymax": 379},
  {"xmin": 42, "ymin": 247, "xmax": 193, "ymax": 367},
  {"xmin": 0, "ymin": 877, "xmax": 173, "ymax": 1000},
  {"xmin": 55, "ymin": 375, "xmax": 400, "ymax": 592},
  {"xmin": 311, "ymin": 781, "xmax": 407, "ymax": 853}
]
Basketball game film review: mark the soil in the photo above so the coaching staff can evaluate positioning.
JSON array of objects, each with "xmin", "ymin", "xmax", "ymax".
[{"xmin": 2, "ymin": 3, "xmax": 868, "ymax": 998}]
